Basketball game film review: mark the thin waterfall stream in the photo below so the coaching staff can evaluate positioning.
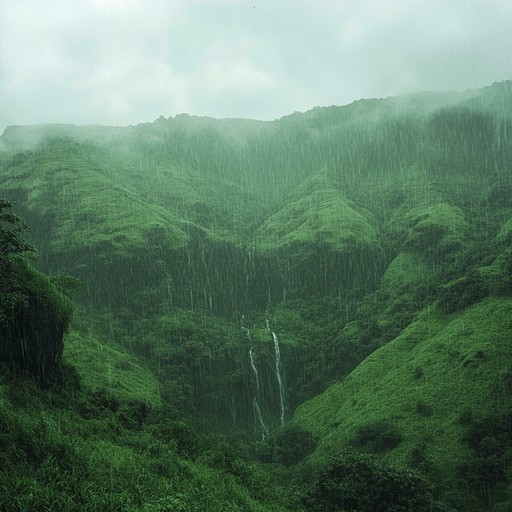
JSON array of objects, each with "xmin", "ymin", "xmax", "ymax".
[
  {"xmin": 266, "ymin": 319, "xmax": 286, "ymax": 426},
  {"xmin": 243, "ymin": 319, "xmax": 269, "ymax": 438}
]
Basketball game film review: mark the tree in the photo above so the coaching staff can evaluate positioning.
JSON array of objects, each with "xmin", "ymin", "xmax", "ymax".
[
  {"xmin": 300, "ymin": 450, "xmax": 451, "ymax": 512},
  {"xmin": 0, "ymin": 198, "xmax": 36, "ymax": 320},
  {"xmin": 0, "ymin": 199, "xmax": 73, "ymax": 387}
]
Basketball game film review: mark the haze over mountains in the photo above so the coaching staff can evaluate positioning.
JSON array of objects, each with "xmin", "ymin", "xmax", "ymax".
[{"xmin": 1, "ymin": 80, "xmax": 511, "ymax": 511}]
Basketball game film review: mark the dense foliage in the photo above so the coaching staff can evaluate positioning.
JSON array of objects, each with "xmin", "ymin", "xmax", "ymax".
[
  {"xmin": 0, "ymin": 199, "xmax": 36, "ymax": 318},
  {"xmin": 300, "ymin": 451, "xmax": 450, "ymax": 512},
  {"xmin": 0, "ymin": 200, "xmax": 73, "ymax": 386},
  {"xmin": 0, "ymin": 80, "xmax": 511, "ymax": 510},
  {"xmin": 0, "ymin": 371, "xmax": 291, "ymax": 512}
]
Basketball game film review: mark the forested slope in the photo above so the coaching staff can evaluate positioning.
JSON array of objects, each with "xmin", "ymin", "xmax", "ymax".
[{"xmin": 1, "ymin": 79, "xmax": 511, "ymax": 510}]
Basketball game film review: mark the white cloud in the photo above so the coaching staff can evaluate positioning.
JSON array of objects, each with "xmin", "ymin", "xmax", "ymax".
[
  {"xmin": 204, "ymin": 59, "xmax": 274, "ymax": 91},
  {"xmin": 1, "ymin": 0, "xmax": 511, "ymax": 131}
]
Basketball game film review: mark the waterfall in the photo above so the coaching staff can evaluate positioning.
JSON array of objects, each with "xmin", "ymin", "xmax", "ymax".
[
  {"xmin": 243, "ymin": 321, "xmax": 269, "ymax": 438},
  {"xmin": 266, "ymin": 319, "xmax": 286, "ymax": 426},
  {"xmin": 249, "ymin": 346, "xmax": 269, "ymax": 439}
]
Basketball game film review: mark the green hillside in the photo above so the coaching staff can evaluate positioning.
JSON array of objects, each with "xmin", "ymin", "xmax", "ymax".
[
  {"xmin": 0, "ymin": 370, "xmax": 292, "ymax": 512},
  {"xmin": 1, "ymin": 80, "xmax": 511, "ymax": 511},
  {"xmin": 293, "ymin": 298, "xmax": 512, "ymax": 509}
]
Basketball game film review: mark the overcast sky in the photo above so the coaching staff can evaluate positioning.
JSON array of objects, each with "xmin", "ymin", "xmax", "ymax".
[{"xmin": 0, "ymin": 0, "xmax": 511, "ymax": 132}]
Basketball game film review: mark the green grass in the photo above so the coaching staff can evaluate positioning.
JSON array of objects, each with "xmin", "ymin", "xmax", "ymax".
[
  {"xmin": 497, "ymin": 217, "xmax": 512, "ymax": 242},
  {"xmin": 256, "ymin": 175, "xmax": 378, "ymax": 253},
  {"xmin": 0, "ymin": 368, "xmax": 295, "ymax": 512},
  {"xmin": 64, "ymin": 330, "xmax": 161, "ymax": 406},
  {"xmin": 293, "ymin": 297, "xmax": 512, "ymax": 506},
  {"xmin": 1, "ymin": 142, "xmax": 188, "ymax": 253},
  {"xmin": 380, "ymin": 252, "xmax": 430, "ymax": 296}
]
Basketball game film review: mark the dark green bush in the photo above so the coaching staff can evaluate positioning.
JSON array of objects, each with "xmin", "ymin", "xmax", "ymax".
[
  {"xmin": 0, "ymin": 199, "xmax": 75, "ymax": 388},
  {"xmin": 438, "ymin": 270, "xmax": 488, "ymax": 313},
  {"xmin": 350, "ymin": 420, "xmax": 403, "ymax": 453},
  {"xmin": 0, "ymin": 198, "xmax": 36, "ymax": 319},
  {"xmin": 457, "ymin": 413, "xmax": 512, "ymax": 507},
  {"xmin": 300, "ymin": 450, "xmax": 450, "ymax": 512},
  {"xmin": 256, "ymin": 423, "xmax": 317, "ymax": 467},
  {"xmin": 416, "ymin": 400, "xmax": 433, "ymax": 416},
  {"xmin": 116, "ymin": 400, "xmax": 150, "ymax": 430},
  {"xmin": 458, "ymin": 408, "xmax": 474, "ymax": 426},
  {"xmin": 408, "ymin": 442, "xmax": 432, "ymax": 472},
  {"xmin": 61, "ymin": 362, "xmax": 82, "ymax": 392},
  {"xmin": 414, "ymin": 367, "xmax": 424, "ymax": 379},
  {"xmin": 145, "ymin": 404, "xmax": 198, "ymax": 458}
]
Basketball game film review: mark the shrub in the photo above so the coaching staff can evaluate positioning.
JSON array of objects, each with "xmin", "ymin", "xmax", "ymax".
[
  {"xmin": 415, "ymin": 400, "xmax": 433, "ymax": 416},
  {"xmin": 255, "ymin": 423, "xmax": 317, "ymax": 466},
  {"xmin": 458, "ymin": 413, "xmax": 512, "ymax": 507},
  {"xmin": 145, "ymin": 405, "xmax": 198, "ymax": 458},
  {"xmin": 300, "ymin": 450, "xmax": 450, "ymax": 512},
  {"xmin": 458, "ymin": 408, "xmax": 474, "ymax": 426},
  {"xmin": 117, "ymin": 400, "xmax": 150, "ymax": 430},
  {"xmin": 350, "ymin": 420, "xmax": 403, "ymax": 453},
  {"xmin": 438, "ymin": 270, "xmax": 487, "ymax": 313}
]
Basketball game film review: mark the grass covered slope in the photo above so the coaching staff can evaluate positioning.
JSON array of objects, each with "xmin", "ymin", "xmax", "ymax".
[
  {"xmin": 255, "ymin": 174, "xmax": 381, "ymax": 297},
  {"xmin": 64, "ymin": 330, "xmax": 161, "ymax": 406},
  {"xmin": 1, "ymin": 137, "xmax": 188, "ymax": 252},
  {"xmin": 0, "ymin": 369, "xmax": 293, "ymax": 512},
  {"xmin": 256, "ymin": 175, "xmax": 378, "ymax": 252},
  {"xmin": 293, "ymin": 297, "xmax": 512, "ymax": 507},
  {"xmin": 1, "ymin": 81, "xmax": 510, "ymax": 311}
]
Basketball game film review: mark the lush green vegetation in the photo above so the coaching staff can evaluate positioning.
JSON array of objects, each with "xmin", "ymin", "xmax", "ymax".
[
  {"xmin": 0, "ymin": 369, "xmax": 292, "ymax": 511},
  {"xmin": 0, "ymin": 200, "xmax": 73, "ymax": 387},
  {"xmin": 293, "ymin": 298, "xmax": 512, "ymax": 510},
  {"xmin": 0, "ymin": 80, "xmax": 511, "ymax": 510},
  {"xmin": 299, "ymin": 451, "xmax": 450, "ymax": 512}
]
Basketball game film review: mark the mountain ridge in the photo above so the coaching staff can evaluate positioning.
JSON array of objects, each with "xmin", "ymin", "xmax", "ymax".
[{"xmin": 2, "ymin": 79, "xmax": 510, "ymax": 149}]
